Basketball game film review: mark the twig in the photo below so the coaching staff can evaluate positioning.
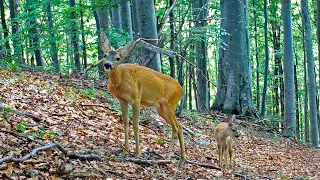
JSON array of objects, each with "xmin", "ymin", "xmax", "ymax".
[{"xmin": 0, "ymin": 104, "xmax": 41, "ymax": 122}]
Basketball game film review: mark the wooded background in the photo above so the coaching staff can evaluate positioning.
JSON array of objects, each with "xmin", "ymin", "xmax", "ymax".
[{"xmin": 0, "ymin": 0, "xmax": 319, "ymax": 147}]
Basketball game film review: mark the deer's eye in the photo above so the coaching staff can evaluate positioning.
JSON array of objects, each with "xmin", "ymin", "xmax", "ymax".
[
  {"xmin": 116, "ymin": 57, "xmax": 120, "ymax": 61},
  {"xmin": 103, "ymin": 54, "xmax": 107, "ymax": 58}
]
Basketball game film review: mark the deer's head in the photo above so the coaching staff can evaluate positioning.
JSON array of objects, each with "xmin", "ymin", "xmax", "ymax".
[{"xmin": 99, "ymin": 32, "xmax": 136, "ymax": 73}]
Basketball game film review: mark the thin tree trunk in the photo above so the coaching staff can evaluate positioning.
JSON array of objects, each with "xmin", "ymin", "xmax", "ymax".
[
  {"xmin": 80, "ymin": 1, "xmax": 87, "ymax": 70},
  {"xmin": 69, "ymin": 0, "xmax": 81, "ymax": 71},
  {"xmin": 301, "ymin": 0, "xmax": 319, "ymax": 147},
  {"xmin": 111, "ymin": 7, "xmax": 121, "ymax": 28},
  {"xmin": 9, "ymin": 0, "xmax": 22, "ymax": 63},
  {"xmin": 303, "ymin": 27, "xmax": 309, "ymax": 143},
  {"xmin": 169, "ymin": 0, "xmax": 175, "ymax": 78},
  {"xmin": 253, "ymin": 0, "xmax": 260, "ymax": 111},
  {"xmin": 46, "ymin": 0, "xmax": 59, "ymax": 72},
  {"xmin": 0, "ymin": 0, "xmax": 10, "ymax": 55},
  {"xmin": 260, "ymin": 0, "xmax": 270, "ymax": 117},
  {"xmin": 120, "ymin": 1, "xmax": 133, "ymax": 39},
  {"xmin": 26, "ymin": 0, "xmax": 44, "ymax": 66}
]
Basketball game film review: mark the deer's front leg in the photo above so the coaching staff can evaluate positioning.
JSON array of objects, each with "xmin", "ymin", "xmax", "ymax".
[
  {"xmin": 132, "ymin": 99, "xmax": 141, "ymax": 157},
  {"xmin": 120, "ymin": 101, "xmax": 129, "ymax": 155}
]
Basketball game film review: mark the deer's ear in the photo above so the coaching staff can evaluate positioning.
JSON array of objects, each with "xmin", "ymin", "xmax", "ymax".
[
  {"xmin": 100, "ymin": 32, "xmax": 111, "ymax": 53},
  {"xmin": 227, "ymin": 115, "xmax": 235, "ymax": 125}
]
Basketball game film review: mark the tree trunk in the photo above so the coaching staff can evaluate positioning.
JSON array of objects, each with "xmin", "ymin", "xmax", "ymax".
[
  {"xmin": 120, "ymin": 1, "xmax": 133, "ymax": 39},
  {"xmin": 317, "ymin": 0, "xmax": 320, "ymax": 108},
  {"xmin": 169, "ymin": 0, "xmax": 175, "ymax": 78},
  {"xmin": 111, "ymin": 7, "xmax": 121, "ymax": 28},
  {"xmin": 253, "ymin": 0, "xmax": 260, "ymax": 111},
  {"xmin": 95, "ymin": 7, "xmax": 110, "ymax": 79},
  {"xmin": 135, "ymin": 0, "xmax": 161, "ymax": 71},
  {"xmin": 80, "ymin": 1, "xmax": 87, "ymax": 70},
  {"xmin": 212, "ymin": 0, "xmax": 257, "ymax": 117},
  {"xmin": 303, "ymin": 27, "xmax": 309, "ymax": 143},
  {"xmin": 0, "ymin": 0, "xmax": 11, "ymax": 55},
  {"xmin": 69, "ymin": 0, "xmax": 81, "ymax": 71},
  {"xmin": 46, "ymin": 0, "xmax": 59, "ymax": 72},
  {"xmin": 26, "ymin": 0, "xmax": 44, "ymax": 66},
  {"xmin": 193, "ymin": 0, "xmax": 209, "ymax": 113},
  {"xmin": 301, "ymin": 0, "xmax": 319, "ymax": 147},
  {"xmin": 260, "ymin": 0, "xmax": 270, "ymax": 117},
  {"xmin": 9, "ymin": 0, "xmax": 22, "ymax": 63}
]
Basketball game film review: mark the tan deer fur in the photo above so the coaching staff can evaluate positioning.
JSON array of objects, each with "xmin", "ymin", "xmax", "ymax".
[
  {"xmin": 99, "ymin": 32, "xmax": 186, "ymax": 165},
  {"xmin": 214, "ymin": 114, "xmax": 235, "ymax": 168}
]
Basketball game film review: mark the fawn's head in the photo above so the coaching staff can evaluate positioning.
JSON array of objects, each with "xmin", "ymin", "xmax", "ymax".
[
  {"xmin": 223, "ymin": 115, "xmax": 240, "ymax": 138},
  {"xmin": 99, "ymin": 32, "xmax": 136, "ymax": 73}
]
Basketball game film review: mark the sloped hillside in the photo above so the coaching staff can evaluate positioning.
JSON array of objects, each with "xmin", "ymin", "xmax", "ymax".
[{"xmin": 0, "ymin": 70, "xmax": 319, "ymax": 179}]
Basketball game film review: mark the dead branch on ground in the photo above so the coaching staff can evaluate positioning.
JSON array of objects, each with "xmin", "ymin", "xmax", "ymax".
[
  {"xmin": 0, "ymin": 104, "xmax": 41, "ymax": 122},
  {"xmin": 0, "ymin": 143, "xmax": 101, "ymax": 164}
]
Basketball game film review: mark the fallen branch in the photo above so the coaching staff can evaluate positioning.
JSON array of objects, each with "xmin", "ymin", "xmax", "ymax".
[
  {"xmin": 123, "ymin": 157, "xmax": 172, "ymax": 165},
  {"xmin": 80, "ymin": 103, "xmax": 113, "ymax": 111},
  {"xmin": 0, "ymin": 130, "xmax": 43, "ymax": 145},
  {"xmin": 0, "ymin": 104, "xmax": 41, "ymax": 122},
  {"xmin": 186, "ymin": 160, "xmax": 221, "ymax": 170},
  {"xmin": 0, "ymin": 143, "xmax": 101, "ymax": 164}
]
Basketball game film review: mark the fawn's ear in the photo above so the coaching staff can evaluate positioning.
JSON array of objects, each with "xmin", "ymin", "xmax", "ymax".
[
  {"xmin": 227, "ymin": 114, "xmax": 235, "ymax": 125},
  {"xmin": 100, "ymin": 32, "xmax": 111, "ymax": 53}
]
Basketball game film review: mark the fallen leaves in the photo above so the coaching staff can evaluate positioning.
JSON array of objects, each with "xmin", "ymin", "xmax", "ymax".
[{"xmin": 0, "ymin": 69, "xmax": 319, "ymax": 179}]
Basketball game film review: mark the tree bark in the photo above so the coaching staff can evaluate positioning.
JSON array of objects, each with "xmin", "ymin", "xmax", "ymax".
[
  {"xmin": 169, "ymin": 0, "xmax": 175, "ymax": 78},
  {"xmin": 253, "ymin": 0, "xmax": 260, "ymax": 111},
  {"xmin": 80, "ymin": 1, "xmax": 87, "ymax": 70},
  {"xmin": 212, "ymin": 0, "xmax": 257, "ymax": 117},
  {"xmin": 301, "ymin": 0, "xmax": 319, "ymax": 146}
]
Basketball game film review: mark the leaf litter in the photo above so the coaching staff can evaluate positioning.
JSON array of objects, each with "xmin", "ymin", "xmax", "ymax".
[{"xmin": 0, "ymin": 69, "xmax": 319, "ymax": 179}]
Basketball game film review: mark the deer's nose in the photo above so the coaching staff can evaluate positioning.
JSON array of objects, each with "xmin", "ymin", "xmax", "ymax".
[{"xmin": 104, "ymin": 63, "xmax": 112, "ymax": 70}]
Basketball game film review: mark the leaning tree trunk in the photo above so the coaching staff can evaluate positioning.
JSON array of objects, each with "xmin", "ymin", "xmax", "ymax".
[
  {"xmin": 212, "ymin": 0, "xmax": 257, "ymax": 117},
  {"xmin": 69, "ymin": 0, "xmax": 81, "ymax": 71},
  {"xmin": 301, "ymin": 0, "xmax": 319, "ymax": 147},
  {"xmin": 281, "ymin": 0, "xmax": 296, "ymax": 137},
  {"xmin": 134, "ymin": 0, "xmax": 161, "ymax": 71}
]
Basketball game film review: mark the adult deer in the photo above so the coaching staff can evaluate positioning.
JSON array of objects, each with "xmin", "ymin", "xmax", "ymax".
[
  {"xmin": 99, "ymin": 32, "xmax": 186, "ymax": 165},
  {"xmin": 214, "ymin": 114, "xmax": 237, "ymax": 169}
]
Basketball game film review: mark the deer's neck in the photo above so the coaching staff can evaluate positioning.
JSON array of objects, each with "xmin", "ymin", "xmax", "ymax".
[{"xmin": 108, "ymin": 67, "xmax": 122, "ymax": 87}]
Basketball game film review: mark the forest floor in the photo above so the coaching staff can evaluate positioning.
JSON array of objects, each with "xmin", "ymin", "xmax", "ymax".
[{"xmin": 0, "ymin": 69, "xmax": 319, "ymax": 180}]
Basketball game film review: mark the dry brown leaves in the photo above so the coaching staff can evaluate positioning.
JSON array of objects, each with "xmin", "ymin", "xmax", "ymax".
[{"xmin": 0, "ymin": 70, "xmax": 319, "ymax": 179}]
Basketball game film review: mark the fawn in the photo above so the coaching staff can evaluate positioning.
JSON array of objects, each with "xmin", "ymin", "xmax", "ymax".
[{"xmin": 214, "ymin": 114, "xmax": 237, "ymax": 168}]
